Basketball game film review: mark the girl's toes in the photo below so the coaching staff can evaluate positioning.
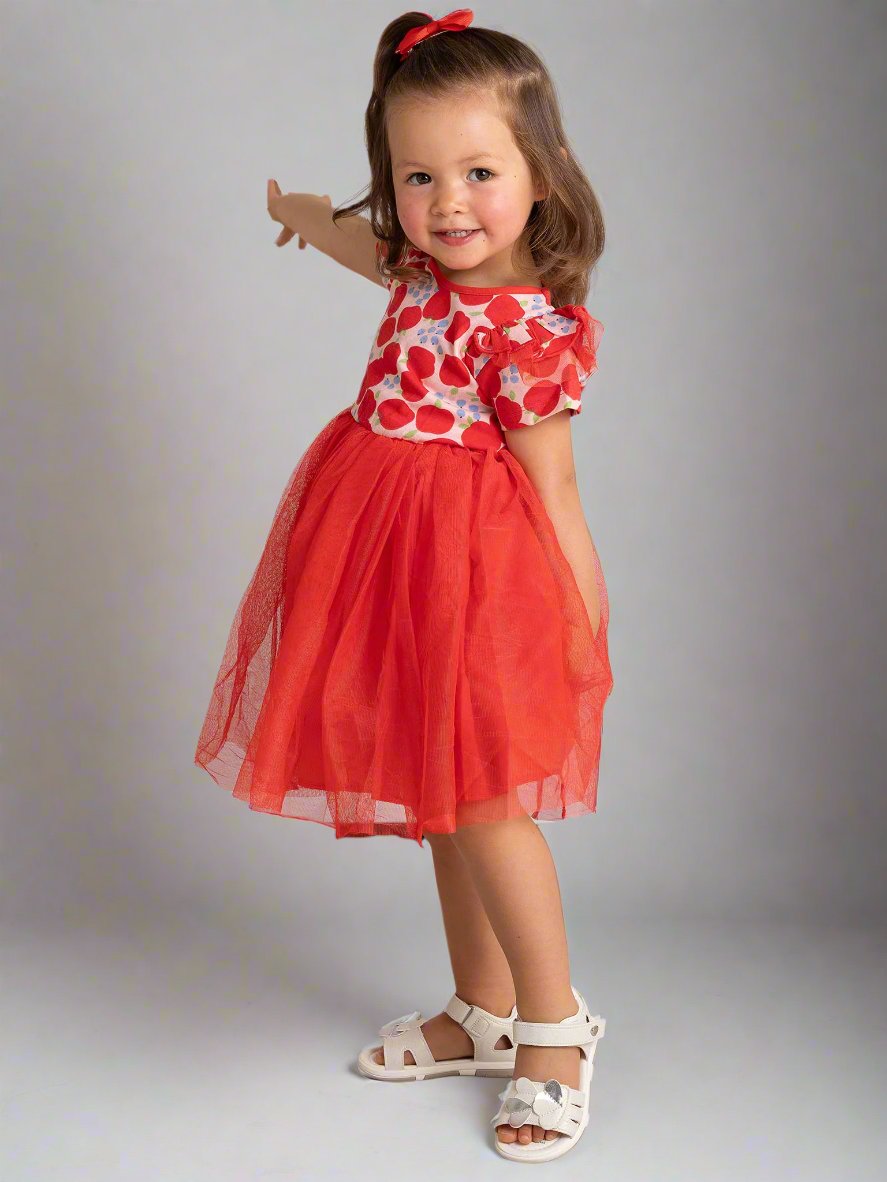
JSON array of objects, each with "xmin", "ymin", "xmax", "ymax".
[{"xmin": 496, "ymin": 1122, "xmax": 560, "ymax": 1145}]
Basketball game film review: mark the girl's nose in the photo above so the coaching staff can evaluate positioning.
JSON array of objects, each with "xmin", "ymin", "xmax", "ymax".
[
  {"xmin": 433, "ymin": 201, "xmax": 468, "ymax": 220},
  {"xmin": 431, "ymin": 186, "xmax": 468, "ymax": 216}
]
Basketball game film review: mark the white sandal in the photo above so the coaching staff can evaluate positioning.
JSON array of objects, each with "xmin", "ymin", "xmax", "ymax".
[
  {"xmin": 490, "ymin": 985, "xmax": 606, "ymax": 1162},
  {"xmin": 357, "ymin": 994, "xmax": 518, "ymax": 1081}
]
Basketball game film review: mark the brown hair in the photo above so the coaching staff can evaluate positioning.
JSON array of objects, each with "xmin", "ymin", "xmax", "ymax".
[{"xmin": 331, "ymin": 11, "xmax": 605, "ymax": 308}]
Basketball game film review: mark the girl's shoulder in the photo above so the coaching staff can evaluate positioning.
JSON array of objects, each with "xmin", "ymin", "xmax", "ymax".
[{"xmin": 374, "ymin": 240, "xmax": 432, "ymax": 278}]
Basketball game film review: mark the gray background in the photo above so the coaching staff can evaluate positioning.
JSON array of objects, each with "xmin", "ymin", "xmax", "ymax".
[{"xmin": 2, "ymin": 2, "xmax": 885, "ymax": 1179}]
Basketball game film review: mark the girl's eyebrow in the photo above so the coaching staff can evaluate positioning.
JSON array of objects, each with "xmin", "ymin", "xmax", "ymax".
[{"xmin": 396, "ymin": 153, "xmax": 503, "ymax": 168}]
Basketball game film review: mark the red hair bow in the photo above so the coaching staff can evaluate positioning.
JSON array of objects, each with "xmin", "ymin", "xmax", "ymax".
[{"xmin": 396, "ymin": 9, "xmax": 474, "ymax": 59}]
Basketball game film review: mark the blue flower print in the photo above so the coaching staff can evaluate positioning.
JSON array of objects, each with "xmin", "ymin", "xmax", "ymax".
[
  {"xmin": 454, "ymin": 397, "xmax": 483, "ymax": 422},
  {"xmin": 418, "ymin": 315, "xmax": 448, "ymax": 354}
]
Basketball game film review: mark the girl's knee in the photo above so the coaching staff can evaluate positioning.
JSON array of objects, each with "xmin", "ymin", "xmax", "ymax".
[
  {"xmin": 450, "ymin": 813, "xmax": 536, "ymax": 849},
  {"xmin": 424, "ymin": 829, "xmax": 454, "ymax": 849}
]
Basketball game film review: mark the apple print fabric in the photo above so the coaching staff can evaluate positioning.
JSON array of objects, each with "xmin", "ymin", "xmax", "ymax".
[{"xmin": 350, "ymin": 244, "xmax": 604, "ymax": 452}]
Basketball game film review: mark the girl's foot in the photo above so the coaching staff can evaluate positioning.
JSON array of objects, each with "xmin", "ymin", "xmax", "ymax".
[
  {"xmin": 370, "ymin": 998, "xmax": 516, "ymax": 1066},
  {"xmin": 495, "ymin": 1044, "xmax": 581, "ymax": 1146}
]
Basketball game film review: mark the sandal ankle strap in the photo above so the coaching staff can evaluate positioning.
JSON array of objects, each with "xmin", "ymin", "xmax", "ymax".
[
  {"xmin": 511, "ymin": 988, "xmax": 605, "ymax": 1049},
  {"xmin": 445, "ymin": 993, "xmax": 517, "ymax": 1039},
  {"xmin": 512, "ymin": 1013, "xmax": 605, "ymax": 1047}
]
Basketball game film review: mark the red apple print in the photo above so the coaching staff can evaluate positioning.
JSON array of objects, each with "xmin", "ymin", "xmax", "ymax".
[
  {"xmin": 444, "ymin": 310, "xmax": 470, "ymax": 342},
  {"xmin": 386, "ymin": 283, "xmax": 407, "ymax": 318},
  {"xmin": 356, "ymin": 389, "xmax": 378, "ymax": 424},
  {"xmin": 376, "ymin": 317, "xmax": 396, "ymax": 347},
  {"xmin": 385, "ymin": 282, "xmax": 406, "ymax": 316},
  {"xmin": 529, "ymin": 318, "xmax": 557, "ymax": 344},
  {"xmin": 462, "ymin": 418, "xmax": 504, "ymax": 450},
  {"xmin": 485, "ymin": 294, "xmax": 526, "ymax": 326},
  {"xmin": 416, "ymin": 403, "xmax": 456, "ymax": 434},
  {"xmin": 364, "ymin": 358, "xmax": 388, "ymax": 387},
  {"xmin": 381, "ymin": 342, "xmax": 400, "ymax": 375},
  {"xmin": 406, "ymin": 345, "xmax": 436, "ymax": 379},
  {"xmin": 523, "ymin": 380, "xmax": 563, "ymax": 419},
  {"xmin": 400, "ymin": 369, "xmax": 428, "ymax": 401},
  {"xmin": 377, "ymin": 398, "xmax": 416, "ymax": 430},
  {"xmin": 493, "ymin": 394, "xmax": 523, "ymax": 430},
  {"xmin": 422, "ymin": 287, "xmax": 451, "ymax": 321},
  {"xmin": 475, "ymin": 360, "xmax": 502, "ymax": 406},
  {"xmin": 397, "ymin": 304, "xmax": 423, "ymax": 332},
  {"xmin": 561, "ymin": 362, "xmax": 582, "ymax": 399},
  {"xmin": 440, "ymin": 354, "xmax": 472, "ymax": 388},
  {"xmin": 521, "ymin": 349, "xmax": 560, "ymax": 379}
]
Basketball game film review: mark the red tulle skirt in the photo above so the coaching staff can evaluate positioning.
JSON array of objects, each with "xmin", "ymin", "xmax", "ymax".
[{"xmin": 194, "ymin": 407, "xmax": 614, "ymax": 846}]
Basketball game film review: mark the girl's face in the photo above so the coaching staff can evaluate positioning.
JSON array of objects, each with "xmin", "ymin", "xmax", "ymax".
[{"xmin": 387, "ymin": 91, "xmax": 545, "ymax": 289}]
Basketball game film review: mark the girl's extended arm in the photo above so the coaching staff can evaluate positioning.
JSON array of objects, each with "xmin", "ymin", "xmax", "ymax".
[{"xmin": 267, "ymin": 184, "xmax": 385, "ymax": 288}]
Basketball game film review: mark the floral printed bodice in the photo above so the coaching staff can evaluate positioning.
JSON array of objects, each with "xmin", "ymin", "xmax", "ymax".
[{"xmin": 349, "ymin": 245, "xmax": 603, "ymax": 452}]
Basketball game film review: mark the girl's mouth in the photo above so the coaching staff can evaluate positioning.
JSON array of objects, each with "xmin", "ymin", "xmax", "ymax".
[{"xmin": 433, "ymin": 229, "xmax": 481, "ymax": 247}]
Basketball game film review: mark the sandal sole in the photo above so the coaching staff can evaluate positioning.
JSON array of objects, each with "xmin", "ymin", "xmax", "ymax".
[{"xmin": 357, "ymin": 1044, "xmax": 516, "ymax": 1081}]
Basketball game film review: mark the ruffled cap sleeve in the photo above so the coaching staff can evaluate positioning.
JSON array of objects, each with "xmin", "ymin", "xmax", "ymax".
[{"xmin": 465, "ymin": 305, "xmax": 603, "ymax": 429}]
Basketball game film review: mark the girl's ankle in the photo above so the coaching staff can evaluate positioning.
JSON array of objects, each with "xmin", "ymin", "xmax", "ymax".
[{"xmin": 454, "ymin": 990, "xmax": 517, "ymax": 1018}]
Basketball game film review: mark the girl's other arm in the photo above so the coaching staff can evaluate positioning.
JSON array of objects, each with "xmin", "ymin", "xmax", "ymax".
[
  {"xmin": 503, "ymin": 412, "xmax": 602, "ymax": 639},
  {"xmin": 267, "ymin": 182, "xmax": 385, "ymax": 288}
]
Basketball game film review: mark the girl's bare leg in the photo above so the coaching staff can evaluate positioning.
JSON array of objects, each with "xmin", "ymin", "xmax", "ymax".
[
  {"xmin": 370, "ymin": 830, "xmax": 517, "ymax": 1065},
  {"xmin": 449, "ymin": 814, "xmax": 582, "ymax": 1146}
]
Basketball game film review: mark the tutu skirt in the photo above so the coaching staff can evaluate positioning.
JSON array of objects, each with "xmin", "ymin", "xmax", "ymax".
[{"xmin": 194, "ymin": 407, "xmax": 614, "ymax": 846}]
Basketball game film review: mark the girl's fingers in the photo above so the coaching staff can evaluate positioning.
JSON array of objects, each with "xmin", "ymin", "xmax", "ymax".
[
  {"xmin": 269, "ymin": 184, "xmax": 328, "ymax": 248},
  {"xmin": 267, "ymin": 178, "xmax": 284, "ymax": 221},
  {"xmin": 269, "ymin": 178, "xmax": 291, "ymax": 245}
]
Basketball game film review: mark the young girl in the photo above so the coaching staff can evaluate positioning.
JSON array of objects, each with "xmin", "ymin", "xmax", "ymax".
[{"xmin": 194, "ymin": 8, "xmax": 614, "ymax": 1163}]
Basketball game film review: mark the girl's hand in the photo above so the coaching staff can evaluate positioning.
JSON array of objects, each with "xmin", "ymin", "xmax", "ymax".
[{"xmin": 267, "ymin": 180, "xmax": 330, "ymax": 250}]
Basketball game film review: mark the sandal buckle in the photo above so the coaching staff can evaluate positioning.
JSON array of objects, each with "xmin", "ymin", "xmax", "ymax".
[{"xmin": 462, "ymin": 1006, "xmax": 491, "ymax": 1037}]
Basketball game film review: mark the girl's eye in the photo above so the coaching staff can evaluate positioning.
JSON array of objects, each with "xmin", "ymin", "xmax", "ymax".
[{"xmin": 404, "ymin": 168, "xmax": 495, "ymax": 186}]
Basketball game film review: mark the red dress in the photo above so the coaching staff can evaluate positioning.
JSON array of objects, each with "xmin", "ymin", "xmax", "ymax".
[{"xmin": 193, "ymin": 246, "xmax": 614, "ymax": 845}]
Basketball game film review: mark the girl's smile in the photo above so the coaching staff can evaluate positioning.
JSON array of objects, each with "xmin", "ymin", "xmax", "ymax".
[{"xmin": 433, "ymin": 228, "xmax": 482, "ymax": 246}]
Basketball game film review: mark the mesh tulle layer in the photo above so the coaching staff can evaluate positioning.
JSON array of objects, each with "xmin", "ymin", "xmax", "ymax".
[{"xmin": 194, "ymin": 406, "xmax": 614, "ymax": 845}]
